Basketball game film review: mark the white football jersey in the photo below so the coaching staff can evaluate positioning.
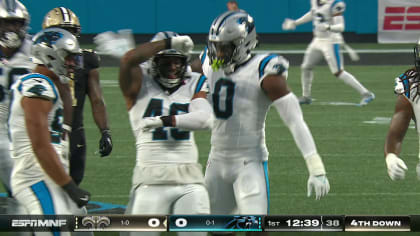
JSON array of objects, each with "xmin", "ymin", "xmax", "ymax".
[
  {"xmin": 201, "ymin": 50, "xmax": 290, "ymax": 161},
  {"xmin": 394, "ymin": 69, "xmax": 420, "ymax": 134},
  {"xmin": 0, "ymin": 38, "xmax": 36, "ymax": 132},
  {"xmin": 311, "ymin": 0, "xmax": 346, "ymax": 41},
  {"xmin": 9, "ymin": 73, "xmax": 66, "ymax": 193},
  {"xmin": 129, "ymin": 66, "xmax": 208, "ymax": 166}
]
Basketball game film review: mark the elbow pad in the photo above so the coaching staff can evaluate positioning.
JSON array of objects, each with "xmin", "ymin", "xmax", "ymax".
[
  {"xmin": 175, "ymin": 98, "xmax": 214, "ymax": 130},
  {"xmin": 272, "ymin": 92, "xmax": 318, "ymax": 158}
]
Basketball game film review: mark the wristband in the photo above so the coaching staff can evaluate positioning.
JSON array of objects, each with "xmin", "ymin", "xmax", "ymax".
[
  {"xmin": 63, "ymin": 124, "xmax": 72, "ymax": 133},
  {"xmin": 160, "ymin": 116, "xmax": 173, "ymax": 127}
]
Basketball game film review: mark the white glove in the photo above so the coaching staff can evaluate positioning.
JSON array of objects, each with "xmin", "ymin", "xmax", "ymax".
[
  {"xmin": 343, "ymin": 43, "xmax": 360, "ymax": 61},
  {"xmin": 316, "ymin": 23, "xmax": 330, "ymax": 32},
  {"xmin": 386, "ymin": 153, "xmax": 408, "ymax": 181},
  {"xmin": 170, "ymin": 35, "xmax": 194, "ymax": 55},
  {"xmin": 140, "ymin": 117, "xmax": 163, "ymax": 132},
  {"xmin": 282, "ymin": 18, "xmax": 296, "ymax": 31},
  {"xmin": 307, "ymin": 175, "xmax": 330, "ymax": 200},
  {"xmin": 94, "ymin": 29, "xmax": 135, "ymax": 58}
]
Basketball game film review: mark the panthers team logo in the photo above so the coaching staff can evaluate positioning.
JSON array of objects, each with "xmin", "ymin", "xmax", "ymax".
[
  {"xmin": 27, "ymin": 84, "xmax": 47, "ymax": 96},
  {"xmin": 34, "ymin": 31, "xmax": 63, "ymax": 48}
]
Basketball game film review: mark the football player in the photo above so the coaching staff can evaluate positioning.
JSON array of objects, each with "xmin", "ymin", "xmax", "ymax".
[
  {"xmin": 42, "ymin": 7, "xmax": 113, "ymax": 185},
  {"xmin": 282, "ymin": 0, "xmax": 375, "ymax": 105},
  {"xmin": 200, "ymin": 10, "xmax": 330, "ymax": 229},
  {"xmin": 384, "ymin": 39, "xmax": 420, "ymax": 181},
  {"xmin": 0, "ymin": 0, "xmax": 34, "ymax": 218},
  {"xmin": 9, "ymin": 27, "xmax": 91, "ymax": 235},
  {"xmin": 116, "ymin": 31, "xmax": 213, "ymax": 236}
]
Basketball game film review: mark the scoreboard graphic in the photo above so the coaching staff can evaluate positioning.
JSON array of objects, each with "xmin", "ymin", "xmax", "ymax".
[{"xmin": 0, "ymin": 215, "xmax": 418, "ymax": 232}]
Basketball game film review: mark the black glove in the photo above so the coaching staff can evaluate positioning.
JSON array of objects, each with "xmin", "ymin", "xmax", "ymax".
[
  {"xmin": 62, "ymin": 180, "xmax": 91, "ymax": 208},
  {"xmin": 99, "ymin": 129, "xmax": 112, "ymax": 157}
]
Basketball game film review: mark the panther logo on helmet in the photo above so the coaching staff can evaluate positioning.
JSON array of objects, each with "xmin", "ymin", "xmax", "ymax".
[
  {"xmin": 0, "ymin": 0, "xmax": 29, "ymax": 49},
  {"xmin": 150, "ymin": 31, "xmax": 189, "ymax": 89},
  {"xmin": 42, "ymin": 7, "xmax": 81, "ymax": 37},
  {"xmin": 31, "ymin": 28, "xmax": 82, "ymax": 84},
  {"xmin": 208, "ymin": 11, "xmax": 258, "ymax": 74}
]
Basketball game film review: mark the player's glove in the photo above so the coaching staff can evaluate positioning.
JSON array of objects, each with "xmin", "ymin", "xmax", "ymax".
[
  {"xmin": 307, "ymin": 175, "xmax": 330, "ymax": 200},
  {"xmin": 139, "ymin": 117, "xmax": 164, "ymax": 132},
  {"xmin": 305, "ymin": 153, "xmax": 329, "ymax": 200},
  {"xmin": 62, "ymin": 180, "xmax": 91, "ymax": 208},
  {"xmin": 168, "ymin": 36, "xmax": 194, "ymax": 55},
  {"xmin": 94, "ymin": 29, "xmax": 135, "ymax": 58},
  {"xmin": 99, "ymin": 129, "xmax": 112, "ymax": 157},
  {"xmin": 282, "ymin": 18, "xmax": 296, "ymax": 31},
  {"xmin": 385, "ymin": 153, "xmax": 408, "ymax": 180}
]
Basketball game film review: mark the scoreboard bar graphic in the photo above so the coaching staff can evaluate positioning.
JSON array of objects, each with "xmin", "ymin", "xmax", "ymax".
[{"xmin": 0, "ymin": 215, "xmax": 418, "ymax": 232}]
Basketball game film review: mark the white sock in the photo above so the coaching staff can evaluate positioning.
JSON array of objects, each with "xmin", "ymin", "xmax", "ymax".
[
  {"xmin": 337, "ymin": 71, "xmax": 369, "ymax": 95},
  {"xmin": 301, "ymin": 68, "xmax": 314, "ymax": 97}
]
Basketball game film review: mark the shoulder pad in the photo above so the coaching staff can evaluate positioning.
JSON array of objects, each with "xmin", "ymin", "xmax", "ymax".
[
  {"xmin": 258, "ymin": 54, "xmax": 289, "ymax": 80},
  {"xmin": 83, "ymin": 49, "xmax": 100, "ymax": 69},
  {"xmin": 20, "ymin": 74, "xmax": 58, "ymax": 102}
]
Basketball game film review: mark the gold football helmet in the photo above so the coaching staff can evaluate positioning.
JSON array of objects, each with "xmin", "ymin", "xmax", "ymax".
[{"xmin": 42, "ymin": 7, "xmax": 80, "ymax": 36}]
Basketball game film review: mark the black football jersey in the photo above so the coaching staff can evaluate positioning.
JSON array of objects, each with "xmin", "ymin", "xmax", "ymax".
[{"xmin": 70, "ymin": 49, "xmax": 100, "ymax": 130}]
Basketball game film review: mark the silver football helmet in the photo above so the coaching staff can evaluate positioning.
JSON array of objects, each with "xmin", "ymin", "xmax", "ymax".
[
  {"xmin": 150, "ymin": 31, "xmax": 189, "ymax": 89},
  {"xmin": 208, "ymin": 11, "xmax": 258, "ymax": 73},
  {"xmin": 31, "ymin": 28, "xmax": 82, "ymax": 83},
  {"xmin": 0, "ymin": 0, "xmax": 29, "ymax": 49}
]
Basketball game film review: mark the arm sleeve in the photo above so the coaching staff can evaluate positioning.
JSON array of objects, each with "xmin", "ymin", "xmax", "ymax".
[
  {"xmin": 174, "ymin": 97, "xmax": 214, "ymax": 130},
  {"xmin": 330, "ymin": 15, "xmax": 345, "ymax": 32},
  {"xmin": 295, "ymin": 11, "xmax": 313, "ymax": 26},
  {"xmin": 272, "ymin": 92, "xmax": 326, "ymax": 175},
  {"xmin": 272, "ymin": 92, "xmax": 317, "ymax": 158}
]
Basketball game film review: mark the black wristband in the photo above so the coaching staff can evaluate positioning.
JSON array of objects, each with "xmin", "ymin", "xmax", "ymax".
[
  {"xmin": 164, "ymin": 38, "xmax": 171, "ymax": 49},
  {"xmin": 62, "ymin": 180, "xmax": 78, "ymax": 191},
  {"xmin": 160, "ymin": 116, "xmax": 173, "ymax": 127}
]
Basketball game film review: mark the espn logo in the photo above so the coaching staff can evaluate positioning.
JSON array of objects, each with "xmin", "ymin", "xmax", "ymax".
[
  {"xmin": 11, "ymin": 219, "xmax": 67, "ymax": 227},
  {"xmin": 383, "ymin": 6, "xmax": 420, "ymax": 30}
]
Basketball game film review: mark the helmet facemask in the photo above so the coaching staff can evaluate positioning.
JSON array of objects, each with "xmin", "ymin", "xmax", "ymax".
[
  {"xmin": 152, "ymin": 50, "xmax": 188, "ymax": 89},
  {"xmin": 0, "ymin": 0, "xmax": 29, "ymax": 49}
]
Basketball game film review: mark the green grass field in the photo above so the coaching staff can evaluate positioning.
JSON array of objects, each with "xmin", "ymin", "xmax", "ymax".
[{"xmin": 70, "ymin": 63, "xmax": 420, "ymax": 235}]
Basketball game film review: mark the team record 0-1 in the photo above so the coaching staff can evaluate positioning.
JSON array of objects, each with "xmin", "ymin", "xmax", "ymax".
[{"xmin": 0, "ymin": 215, "xmax": 419, "ymax": 231}]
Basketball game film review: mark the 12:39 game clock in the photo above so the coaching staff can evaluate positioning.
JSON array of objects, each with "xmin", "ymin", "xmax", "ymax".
[{"xmin": 264, "ymin": 215, "xmax": 344, "ymax": 231}]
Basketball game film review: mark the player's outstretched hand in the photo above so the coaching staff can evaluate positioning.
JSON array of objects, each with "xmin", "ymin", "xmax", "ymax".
[
  {"xmin": 170, "ymin": 35, "xmax": 194, "ymax": 55},
  {"xmin": 386, "ymin": 153, "xmax": 408, "ymax": 181},
  {"xmin": 307, "ymin": 175, "xmax": 330, "ymax": 200},
  {"xmin": 94, "ymin": 29, "xmax": 135, "ymax": 58},
  {"xmin": 140, "ymin": 117, "xmax": 163, "ymax": 132},
  {"xmin": 282, "ymin": 18, "xmax": 296, "ymax": 31},
  {"xmin": 62, "ymin": 180, "xmax": 91, "ymax": 208},
  {"xmin": 99, "ymin": 129, "xmax": 112, "ymax": 157}
]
